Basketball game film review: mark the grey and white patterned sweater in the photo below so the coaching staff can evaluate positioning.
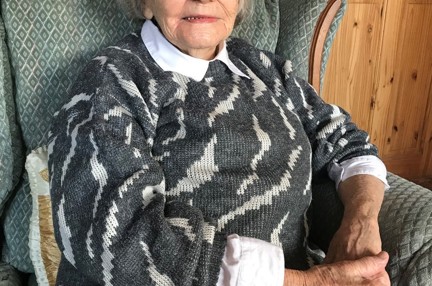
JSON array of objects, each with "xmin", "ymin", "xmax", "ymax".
[{"xmin": 48, "ymin": 31, "xmax": 377, "ymax": 285}]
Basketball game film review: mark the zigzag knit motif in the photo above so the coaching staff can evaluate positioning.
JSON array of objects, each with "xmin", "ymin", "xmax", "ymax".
[{"xmin": 48, "ymin": 33, "xmax": 377, "ymax": 286}]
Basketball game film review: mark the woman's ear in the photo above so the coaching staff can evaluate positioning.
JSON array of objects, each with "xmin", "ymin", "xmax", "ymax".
[{"xmin": 141, "ymin": 0, "xmax": 154, "ymax": 19}]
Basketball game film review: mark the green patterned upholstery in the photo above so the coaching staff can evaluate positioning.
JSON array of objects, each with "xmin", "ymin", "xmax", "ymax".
[
  {"xmin": 2, "ymin": 176, "xmax": 33, "ymax": 272},
  {"xmin": 0, "ymin": 19, "xmax": 13, "ymax": 213},
  {"xmin": 0, "ymin": 16, "xmax": 23, "ymax": 216},
  {"xmin": 276, "ymin": 0, "xmax": 347, "ymax": 88},
  {"xmin": 1, "ymin": 0, "xmax": 140, "ymax": 273},
  {"xmin": 380, "ymin": 173, "xmax": 432, "ymax": 285},
  {"xmin": 2, "ymin": 0, "xmax": 140, "ymax": 150},
  {"xmin": 232, "ymin": 0, "xmax": 280, "ymax": 53}
]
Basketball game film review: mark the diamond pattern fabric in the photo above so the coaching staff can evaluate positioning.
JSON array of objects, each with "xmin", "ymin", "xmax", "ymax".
[
  {"xmin": 276, "ymin": 0, "xmax": 346, "ymax": 87},
  {"xmin": 232, "ymin": 0, "xmax": 280, "ymax": 53},
  {"xmin": 2, "ymin": 0, "xmax": 140, "ymax": 150},
  {"xmin": 380, "ymin": 173, "xmax": 432, "ymax": 285},
  {"xmin": 2, "ymin": 178, "xmax": 33, "ymax": 273},
  {"xmin": 276, "ymin": 0, "xmax": 327, "ymax": 81},
  {"xmin": 0, "ymin": 16, "xmax": 23, "ymax": 216},
  {"xmin": 1, "ymin": 0, "xmax": 140, "ymax": 272},
  {"xmin": 0, "ymin": 18, "xmax": 13, "ymax": 213}
]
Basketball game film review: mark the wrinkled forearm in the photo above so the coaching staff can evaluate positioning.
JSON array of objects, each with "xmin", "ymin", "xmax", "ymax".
[
  {"xmin": 338, "ymin": 174, "xmax": 385, "ymax": 221},
  {"xmin": 284, "ymin": 269, "xmax": 307, "ymax": 286}
]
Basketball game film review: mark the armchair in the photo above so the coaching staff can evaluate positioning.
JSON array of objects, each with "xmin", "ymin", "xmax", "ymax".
[{"xmin": 0, "ymin": 0, "xmax": 430, "ymax": 285}]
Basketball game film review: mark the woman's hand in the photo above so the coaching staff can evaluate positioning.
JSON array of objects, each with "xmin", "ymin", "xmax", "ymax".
[
  {"xmin": 284, "ymin": 252, "xmax": 390, "ymax": 286},
  {"xmin": 324, "ymin": 215, "xmax": 382, "ymax": 263}
]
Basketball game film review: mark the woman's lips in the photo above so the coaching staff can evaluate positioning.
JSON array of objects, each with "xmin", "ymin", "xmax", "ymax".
[{"xmin": 183, "ymin": 16, "xmax": 218, "ymax": 23}]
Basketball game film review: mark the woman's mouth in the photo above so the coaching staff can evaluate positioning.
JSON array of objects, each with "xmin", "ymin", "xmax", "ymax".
[{"xmin": 183, "ymin": 16, "xmax": 217, "ymax": 23}]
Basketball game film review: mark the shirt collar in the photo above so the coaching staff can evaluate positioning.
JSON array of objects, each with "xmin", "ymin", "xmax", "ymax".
[{"xmin": 141, "ymin": 20, "xmax": 249, "ymax": 81}]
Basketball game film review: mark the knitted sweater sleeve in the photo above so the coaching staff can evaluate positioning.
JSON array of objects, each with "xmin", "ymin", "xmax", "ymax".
[
  {"xmin": 281, "ymin": 73, "xmax": 378, "ymax": 178},
  {"xmin": 48, "ymin": 56, "xmax": 226, "ymax": 285}
]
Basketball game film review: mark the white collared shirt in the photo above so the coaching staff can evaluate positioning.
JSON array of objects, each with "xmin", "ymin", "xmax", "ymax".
[{"xmin": 141, "ymin": 20, "xmax": 389, "ymax": 286}]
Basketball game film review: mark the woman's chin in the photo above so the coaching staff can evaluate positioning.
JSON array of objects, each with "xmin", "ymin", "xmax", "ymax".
[{"xmin": 176, "ymin": 37, "xmax": 224, "ymax": 59}]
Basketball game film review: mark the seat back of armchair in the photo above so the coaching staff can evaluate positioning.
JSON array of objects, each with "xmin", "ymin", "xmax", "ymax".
[
  {"xmin": 0, "ymin": 0, "xmax": 346, "ymax": 277},
  {"xmin": 0, "ymin": 0, "xmax": 141, "ymax": 272}
]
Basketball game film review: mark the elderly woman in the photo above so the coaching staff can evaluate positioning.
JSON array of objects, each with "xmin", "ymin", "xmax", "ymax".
[{"xmin": 48, "ymin": 0, "xmax": 391, "ymax": 285}]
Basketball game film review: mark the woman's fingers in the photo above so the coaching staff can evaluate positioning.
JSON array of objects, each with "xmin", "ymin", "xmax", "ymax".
[
  {"xmin": 356, "ymin": 251, "xmax": 389, "ymax": 277},
  {"xmin": 308, "ymin": 252, "xmax": 390, "ymax": 285}
]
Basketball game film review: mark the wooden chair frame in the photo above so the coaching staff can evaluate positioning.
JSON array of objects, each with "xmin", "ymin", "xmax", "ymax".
[{"xmin": 309, "ymin": 0, "xmax": 343, "ymax": 94}]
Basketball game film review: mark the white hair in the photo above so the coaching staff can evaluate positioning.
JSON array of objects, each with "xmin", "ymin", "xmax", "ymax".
[{"xmin": 116, "ymin": 0, "xmax": 252, "ymax": 25}]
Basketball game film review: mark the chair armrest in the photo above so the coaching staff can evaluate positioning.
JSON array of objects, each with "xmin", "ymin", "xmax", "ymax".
[{"xmin": 379, "ymin": 173, "xmax": 432, "ymax": 285}]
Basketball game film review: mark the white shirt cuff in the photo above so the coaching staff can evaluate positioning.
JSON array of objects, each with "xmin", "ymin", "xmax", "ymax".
[
  {"xmin": 217, "ymin": 234, "xmax": 285, "ymax": 286},
  {"xmin": 328, "ymin": 155, "xmax": 390, "ymax": 190}
]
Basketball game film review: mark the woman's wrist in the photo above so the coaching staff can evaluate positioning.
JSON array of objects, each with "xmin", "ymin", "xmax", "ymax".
[
  {"xmin": 284, "ymin": 267, "xmax": 333, "ymax": 286},
  {"xmin": 284, "ymin": 269, "xmax": 308, "ymax": 286},
  {"xmin": 341, "ymin": 210, "xmax": 379, "ymax": 228}
]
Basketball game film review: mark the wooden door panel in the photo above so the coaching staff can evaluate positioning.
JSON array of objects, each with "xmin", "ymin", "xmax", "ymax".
[
  {"xmin": 368, "ymin": 0, "xmax": 406, "ymax": 152},
  {"xmin": 409, "ymin": 0, "xmax": 432, "ymax": 3},
  {"xmin": 424, "ymin": 95, "xmax": 432, "ymax": 177},
  {"xmin": 324, "ymin": 0, "xmax": 432, "ymax": 180},
  {"xmin": 321, "ymin": 0, "xmax": 384, "ymax": 132},
  {"xmin": 376, "ymin": 2, "xmax": 432, "ymax": 179},
  {"xmin": 383, "ymin": 4, "xmax": 432, "ymax": 155}
]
